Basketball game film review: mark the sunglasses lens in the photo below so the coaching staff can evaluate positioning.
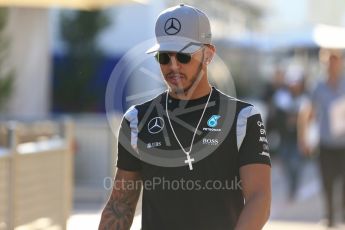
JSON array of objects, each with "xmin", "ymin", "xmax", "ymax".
[
  {"xmin": 176, "ymin": 53, "xmax": 192, "ymax": 64},
  {"xmin": 155, "ymin": 53, "xmax": 170, "ymax": 65},
  {"xmin": 155, "ymin": 52, "xmax": 192, "ymax": 65}
]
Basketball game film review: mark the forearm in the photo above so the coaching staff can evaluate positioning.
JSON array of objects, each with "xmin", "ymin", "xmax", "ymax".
[
  {"xmin": 235, "ymin": 193, "xmax": 270, "ymax": 230},
  {"xmin": 99, "ymin": 194, "xmax": 138, "ymax": 230},
  {"xmin": 99, "ymin": 171, "xmax": 142, "ymax": 230},
  {"xmin": 297, "ymin": 102, "xmax": 314, "ymax": 153},
  {"xmin": 297, "ymin": 108, "xmax": 309, "ymax": 142}
]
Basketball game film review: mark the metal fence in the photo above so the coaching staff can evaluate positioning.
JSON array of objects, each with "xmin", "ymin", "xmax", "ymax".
[{"xmin": 0, "ymin": 119, "xmax": 74, "ymax": 230}]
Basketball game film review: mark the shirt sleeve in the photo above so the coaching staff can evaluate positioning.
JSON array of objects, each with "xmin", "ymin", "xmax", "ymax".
[
  {"xmin": 116, "ymin": 116, "xmax": 142, "ymax": 171},
  {"xmin": 238, "ymin": 112, "xmax": 271, "ymax": 167}
]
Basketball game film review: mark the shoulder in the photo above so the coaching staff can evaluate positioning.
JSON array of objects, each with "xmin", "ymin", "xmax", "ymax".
[
  {"xmin": 124, "ymin": 92, "xmax": 165, "ymax": 121},
  {"xmin": 214, "ymin": 87, "xmax": 259, "ymax": 117}
]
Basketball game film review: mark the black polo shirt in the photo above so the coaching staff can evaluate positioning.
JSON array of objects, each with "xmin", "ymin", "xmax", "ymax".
[{"xmin": 117, "ymin": 87, "xmax": 271, "ymax": 230}]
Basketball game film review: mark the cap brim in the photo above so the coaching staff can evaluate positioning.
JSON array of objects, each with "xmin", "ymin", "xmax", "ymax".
[{"xmin": 146, "ymin": 41, "xmax": 203, "ymax": 54}]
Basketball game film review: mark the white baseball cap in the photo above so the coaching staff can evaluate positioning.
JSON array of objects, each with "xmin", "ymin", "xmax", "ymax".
[{"xmin": 146, "ymin": 4, "xmax": 212, "ymax": 54}]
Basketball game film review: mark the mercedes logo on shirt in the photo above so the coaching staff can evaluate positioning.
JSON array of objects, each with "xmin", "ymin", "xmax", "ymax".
[
  {"xmin": 164, "ymin": 18, "xmax": 181, "ymax": 35},
  {"xmin": 148, "ymin": 117, "xmax": 165, "ymax": 134}
]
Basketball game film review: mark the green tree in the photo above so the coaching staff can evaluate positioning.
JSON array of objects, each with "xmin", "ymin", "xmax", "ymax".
[
  {"xmin": 54, "ymin": 10, "xmax": 110, "ymax": 112},
  {"xmin": 0, "ymin": 8, "xmax": 14, "ymax": 110}
]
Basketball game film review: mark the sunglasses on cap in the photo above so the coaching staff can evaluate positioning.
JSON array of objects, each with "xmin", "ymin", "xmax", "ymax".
[{"xmin": 154, "ymin": 46, "xmax": 205, "ymax": 65}]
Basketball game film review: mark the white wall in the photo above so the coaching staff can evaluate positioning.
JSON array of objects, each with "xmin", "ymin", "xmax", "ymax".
[
  {"xmin": 263, "ymin": 0, "xmax": 345, "ymax": 34},
  {"xmin": 6, "ymin": 8, "xmax": 50, "ymax": 118},
  {"xmin": 51, "ymin": 0, "xmax": 166, "ymax": 56},
  {"xmin": 308, "ymin": 0, "xmax": 345, "ymax": 26},
  {"xmin": 263, "ymin": 0, "xmax": 309, "ymax": 33},
  {"xmin": 98, "ymin": 0, "xmax": 165, "ymax": 56}
]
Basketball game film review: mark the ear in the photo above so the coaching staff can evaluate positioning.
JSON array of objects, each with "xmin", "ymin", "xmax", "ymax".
[{"xmin": 203, "ymin": 45, "xmax": 216, "ymax": 65}]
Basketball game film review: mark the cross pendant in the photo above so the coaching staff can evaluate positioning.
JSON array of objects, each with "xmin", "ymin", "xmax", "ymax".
[{"xmin": 184, "ymin": 154, "xmax": 195, "ymax": 170}]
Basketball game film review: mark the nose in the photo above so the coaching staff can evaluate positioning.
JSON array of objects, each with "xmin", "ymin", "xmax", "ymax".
[{"xmin": 168, "ymin": 54, "xmax": 180, "ymax": 71}]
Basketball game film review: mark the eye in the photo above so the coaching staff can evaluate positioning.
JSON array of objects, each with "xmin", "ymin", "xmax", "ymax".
[
  {"xmin": 155, "ymin": 53, "xmax": 170, "ymax": 65},
  {"xmin": 176, "ymin": 53, "xmax": 192, "ymax": 64}
]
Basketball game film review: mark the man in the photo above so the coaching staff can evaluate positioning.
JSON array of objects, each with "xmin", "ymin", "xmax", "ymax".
[
  {"xmin": 273, "ymin": 65, "xmax": 307, "ymax": 201},
  {"xmin": 298, "ymin": 48, "xmax": 345, "ymax": 227},
  {"xmin": 99, "ymin": 4, "xmax": 271, "ymax": 230}
]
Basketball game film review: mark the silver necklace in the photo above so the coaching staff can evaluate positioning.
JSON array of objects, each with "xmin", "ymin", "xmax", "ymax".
[{"xmin": 165, "ymin": 88, "xmax": 213, "ymax": 170}]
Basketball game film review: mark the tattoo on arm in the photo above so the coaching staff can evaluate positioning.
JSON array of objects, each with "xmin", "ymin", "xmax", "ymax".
[{"xmin": 99, "ymin": 170, "xmax": 142, "ymax": 230}]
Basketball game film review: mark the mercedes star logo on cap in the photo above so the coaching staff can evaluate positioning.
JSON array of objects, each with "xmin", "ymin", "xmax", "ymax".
[
  {"xmin": 148, "ymin": 117, "xmax": 165, "ymax": 134},
  {"xmin": 164, "ymin": 18, "xmax": 181, "ymax": 35}
]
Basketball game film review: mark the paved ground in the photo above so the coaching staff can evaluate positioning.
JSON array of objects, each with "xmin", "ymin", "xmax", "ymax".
[{"xmin": 67, "ymin": 157, "xmax": 345, "ymax": 230}]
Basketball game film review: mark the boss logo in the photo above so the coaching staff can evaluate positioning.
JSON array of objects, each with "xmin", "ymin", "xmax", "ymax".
[{"xmin": 202, "ymin": 138, "xmax": 219, "ymax": 145}]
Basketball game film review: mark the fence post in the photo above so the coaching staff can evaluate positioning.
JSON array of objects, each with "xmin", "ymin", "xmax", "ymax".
[
  {"xmin": 62, "ymin": 118, "xmax": 74, "ymax": 230},
  {"xmin": 7, "ymin": 121, "xmax": 18, "ymax": 230}
]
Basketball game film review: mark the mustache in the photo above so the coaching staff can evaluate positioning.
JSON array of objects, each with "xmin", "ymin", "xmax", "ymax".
[{"xmin": 166, "ymin": 72, "xmax": 185, "ymax": 78}]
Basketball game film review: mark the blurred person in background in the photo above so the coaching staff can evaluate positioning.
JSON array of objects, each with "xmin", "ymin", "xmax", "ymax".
[
  {"xmin": 262, "ymin": 67, "xmax": 285, "ymax": 107},
  {"xmin": 298, "ymin": 49, "xmax": 345, "ymax": 228},
  {"xmin": 262, "ymin": 67, "xmax": 286, "ymax": 155},
  {"xmin": 99, "ymin": 4, "xmax": 271, "ymax": 230},
  {"xmin": 272, "ymin": 65, "xmax": 307, "ymax": 201}
]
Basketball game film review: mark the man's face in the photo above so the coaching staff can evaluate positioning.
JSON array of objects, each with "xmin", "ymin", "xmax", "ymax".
[{"xmin": 157, "ymin": 48, "xmax": 205, "ymax": 94}]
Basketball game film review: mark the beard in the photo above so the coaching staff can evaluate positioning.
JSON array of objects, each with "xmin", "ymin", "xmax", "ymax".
[{"xmin": 168, "ymin": 58, "xmax": 204, "ymax": 96}]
